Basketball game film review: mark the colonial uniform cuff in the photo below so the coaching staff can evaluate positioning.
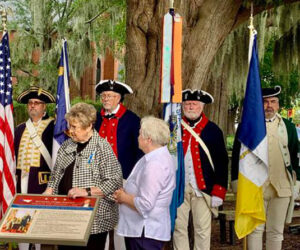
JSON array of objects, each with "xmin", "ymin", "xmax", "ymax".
[{"xmin": 211, "ymin": 184, "xmax": 227, "ymax": 200}]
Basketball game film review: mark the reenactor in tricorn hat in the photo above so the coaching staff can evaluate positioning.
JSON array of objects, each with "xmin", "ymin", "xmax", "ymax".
[
  {"xmin": 173, "ymin": 89, "xmax": 228, "ymax": 250},
  {"xmin": 231, "ymin": 85, "xmax": 300, "ymax": 249},
  {"xmin": 95, "ymin": 80, "xmax": 143, "ymax": 179},
  {"xmin": 94, "ymin": 80, "xmax": 143, "ymax": 249},
  {"xmin": 15, "ymin": 86, "xmax": 55, "ymax": 250}
]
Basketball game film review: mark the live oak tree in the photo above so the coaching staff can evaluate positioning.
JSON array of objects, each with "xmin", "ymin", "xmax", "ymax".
[
  {"xmin": 124, "ymin": 0, "xmax": 300, "ymax": 134},
  {"xmin": 210, "ymin": 1, "xmax": 300, "ymax": 133},
  {"xmin": 7, "ymin": 0, "xmax": 300, "ymax": 134}
]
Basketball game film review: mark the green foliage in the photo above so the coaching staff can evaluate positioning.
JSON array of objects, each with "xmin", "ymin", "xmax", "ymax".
[
  {"xmin": 222, "ymin": 2, "xmax": 300, "ymax": 114},
  {"xmin": 260, "ymin": 36, "xmax": 299, "ymax": 108},
  {"xmin": 0, "ymin": 242, "xmax": 18, "ymax": 249},
  {"xmin": 229, "ymin": 91, "xmax": 239, "ymax": 111},
  {"xmin": 260, "ymin": 36, "xmax": 276, "ymax": 87},
  {"xmin": 7, "ymin": 0, "xmax": 126, "ymax": 96},
  {"xmin": 13, "ymin": 97, "xmax": 102, "ymax": 126},
  {"xmin": 242, "ymin": 0, "xmax": 284, "ymax": 8},
  {"xmin": 13, "ymin": 101, "xmax": 28, "ymax": 126},
  {"xmin": 13, "ymin": 100, "xmax": 56, "ymax": 126},
  {"xmin": 6, "ymin": 0, "xmax": 32, "ymax": 30},
  {"xmin": 226, "ymin": 135, "xmax": 235, "ymax": 151},
  {"xmin": 71, "ymin": 96, "xmax": 102, "ymax": 111}
]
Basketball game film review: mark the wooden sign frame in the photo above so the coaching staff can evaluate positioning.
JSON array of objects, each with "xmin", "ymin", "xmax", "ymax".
[{"xmin": 0, "ymin": 194, "xmax": 100, "ymax": 246}]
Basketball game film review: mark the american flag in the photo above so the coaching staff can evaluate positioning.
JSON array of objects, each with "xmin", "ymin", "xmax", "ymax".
[{"xmin": 0, "ymin": 32, "xmax": 16, "ymax": 217}]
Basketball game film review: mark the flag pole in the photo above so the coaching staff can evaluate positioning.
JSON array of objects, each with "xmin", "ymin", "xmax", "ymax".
[
  {"xmin": 169, "ymin": 0, "xmax": 174, "ymax": 15},
  {"xmin": 242, "ymin": 4, "xmax": 254, "ymax": 250},
  {"xmin": 248, "ymin": 2, "xmax": 255, "ymax": 64},
  {"xmin": 1, "ymin": 8, "xmax": 14, "ymax": 250},
  {"xmin": 249, "ymin": 2, "xmax": 254, "ymax": 35}
]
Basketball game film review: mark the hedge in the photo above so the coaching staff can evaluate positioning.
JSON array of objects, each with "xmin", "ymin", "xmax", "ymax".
[{"xmin": 13, "ymin": 97, "xmax": 102, "ymax": 126}]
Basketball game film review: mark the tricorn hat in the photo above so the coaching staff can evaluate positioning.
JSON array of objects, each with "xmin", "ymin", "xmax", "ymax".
[
  {"xmin": 182, "ymin": 89, "xmax": 214, "ymax": 104},
  {"xmin": 95, "ymin": 80, "xmax": 133, "ymax": 96},
  {"xmin": 262, "ymin": 85, "xmax": 281, "ymax": 98},
  {"xmin": 17, "ymin": 86, "xmax": 55, "ymax": 104}
]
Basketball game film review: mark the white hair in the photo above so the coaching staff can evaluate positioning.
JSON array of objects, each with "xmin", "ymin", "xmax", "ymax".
[{"xmin": 140, "ymin": 116, "xmax": 170, "ymax": 146}]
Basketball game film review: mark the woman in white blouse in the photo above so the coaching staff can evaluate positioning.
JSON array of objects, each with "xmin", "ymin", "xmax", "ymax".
[{"xmin": 114, "ymin": 116, "xmax": 176, "ymax": 250}]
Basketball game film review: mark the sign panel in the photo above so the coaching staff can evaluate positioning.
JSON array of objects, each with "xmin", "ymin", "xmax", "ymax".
[{"xmin": 0, "ymin": 194, "xmax": 99, "ymax": 246}]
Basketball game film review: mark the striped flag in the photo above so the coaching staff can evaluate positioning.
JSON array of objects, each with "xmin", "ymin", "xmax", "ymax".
[
  {"xmin": 234, "ymin": 30, "xmax": 268, "ymax": 239},
  {"xmin": 160, "ymin": 9, "xmax": 184, "ymax": 233},
  {"xmin": 160, "ymin": 11, "xmax": 182, "ymax": 103},
  {"xmin": 52, "ymin": 39, "xmax": 70, "ymax": 167},
  {"xmin": 0, "ymin": 32, "xmax": 16, "ymax": 217}
]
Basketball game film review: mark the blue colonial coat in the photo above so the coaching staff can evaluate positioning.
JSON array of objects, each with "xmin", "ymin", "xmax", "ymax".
[{"xmin": 95, "ymin": 105, "xmax": 143, "ymax": 179}]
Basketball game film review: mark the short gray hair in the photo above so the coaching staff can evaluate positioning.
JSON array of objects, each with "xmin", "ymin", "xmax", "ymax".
[
  {"xmin": 140, "ymin": 116, "xmax": 170, "ymax": 146},
  {"xmin": 65, "ymin": 102, "xmax": 96, "ymax": 128}
]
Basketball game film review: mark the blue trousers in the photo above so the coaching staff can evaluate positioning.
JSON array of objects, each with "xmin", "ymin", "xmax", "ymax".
[{"xmin": 125, "ymin": 231, "xmax": 165, "ymax": 250}]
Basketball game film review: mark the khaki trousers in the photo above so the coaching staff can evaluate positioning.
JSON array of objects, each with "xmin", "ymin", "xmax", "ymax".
[
  {"xmin": 173, "ymin": 184, "xmax": 212, "ymax": 250},
  {"xmin": 247, "ymin": 184, "xmax": 290, "ymax": 250}
]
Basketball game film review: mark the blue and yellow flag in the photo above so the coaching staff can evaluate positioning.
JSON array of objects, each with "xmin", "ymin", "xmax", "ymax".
[{"xmin": 235, "ymin": 30, "xmax": 268, "ymax": 239}]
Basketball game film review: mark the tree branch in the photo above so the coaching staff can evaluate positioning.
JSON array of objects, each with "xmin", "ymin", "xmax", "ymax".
[
  {"xmin": 18, "ymin": 69, "xmax": 37, "ymax": 77},
  {"xmin": 233, "ymin": 0, "xmax": 300, "ymax": 29},
  {"xmin": 85, "ymin": 8, "xmax": 109, "ymax": 25},
  {"xmin": 60, "ymin": 0, "xmax": 69, "ymax": 20}
]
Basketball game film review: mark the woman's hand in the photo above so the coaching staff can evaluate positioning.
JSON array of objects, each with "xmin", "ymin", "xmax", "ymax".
[
  {"xmin": 113, "ymin": 188, "xmax": 126, "ymax": 204},
  {"xmin": 43, "ymin": 188, "xmax": 53, "ymax": 195},
  {"xmin": 114, "ymin": 188, "xmax": 137, "ymax": 211},
  {"xmin": 68, "ymin": 187, "xmax": 87, "ymax": 199}
]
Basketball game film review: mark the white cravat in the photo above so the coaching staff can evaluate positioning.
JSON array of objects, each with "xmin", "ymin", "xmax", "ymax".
[
  {"xmin": 265, "ymin": 115, "xmax": 277, "ymax": 123},
  {"xmin": 105, "ymin": 104, "xmax": 120, "ymax": 116}
]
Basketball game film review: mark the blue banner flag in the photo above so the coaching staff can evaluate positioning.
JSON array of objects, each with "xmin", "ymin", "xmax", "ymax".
[
  {"xmin": 238, "ymin": 35, "xmax": 266, "ymax": 150},
  {"xmin": 52, "ymin": 40, "xmax": 70, "ymax": 167}
]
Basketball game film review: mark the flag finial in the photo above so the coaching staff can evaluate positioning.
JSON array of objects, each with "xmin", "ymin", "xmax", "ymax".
[
  {"xmin": 1, "ymin": 6, "xmax": 13, "ymax": 32},
  {"xmin": 1, "ymin": 7, "xmax": 7, "ymax": 32},
  {"xmin": 248, "ymin": 2, "xmax": 254, "ymax": 34},
  {"xmin": 170, "ymin": 0, "xmax": 174, "ymax": 9}
]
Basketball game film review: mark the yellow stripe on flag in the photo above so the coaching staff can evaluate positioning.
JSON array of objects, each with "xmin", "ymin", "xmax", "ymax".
[
  {"xmin": 235, "ymin": 172, "xmax": 266, "ymax": 239},
  {"xmin": 58, "ymin": 66, "xmax": 64, "ymax": 76}
]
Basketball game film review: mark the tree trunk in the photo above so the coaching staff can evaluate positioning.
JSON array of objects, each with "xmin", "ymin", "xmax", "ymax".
[
  {"xmin": 125, "ymin": 0, "xmax": 242, "ymax": 123},
  {"xmin": 227, "ymin": 108, "xmax": 238, "ymax": 136}
]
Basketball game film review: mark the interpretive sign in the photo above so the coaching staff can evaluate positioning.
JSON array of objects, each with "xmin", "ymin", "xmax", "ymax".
[{"xmin": 0, "ymin": 194, "xmax": 99, "ymax": 246}]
